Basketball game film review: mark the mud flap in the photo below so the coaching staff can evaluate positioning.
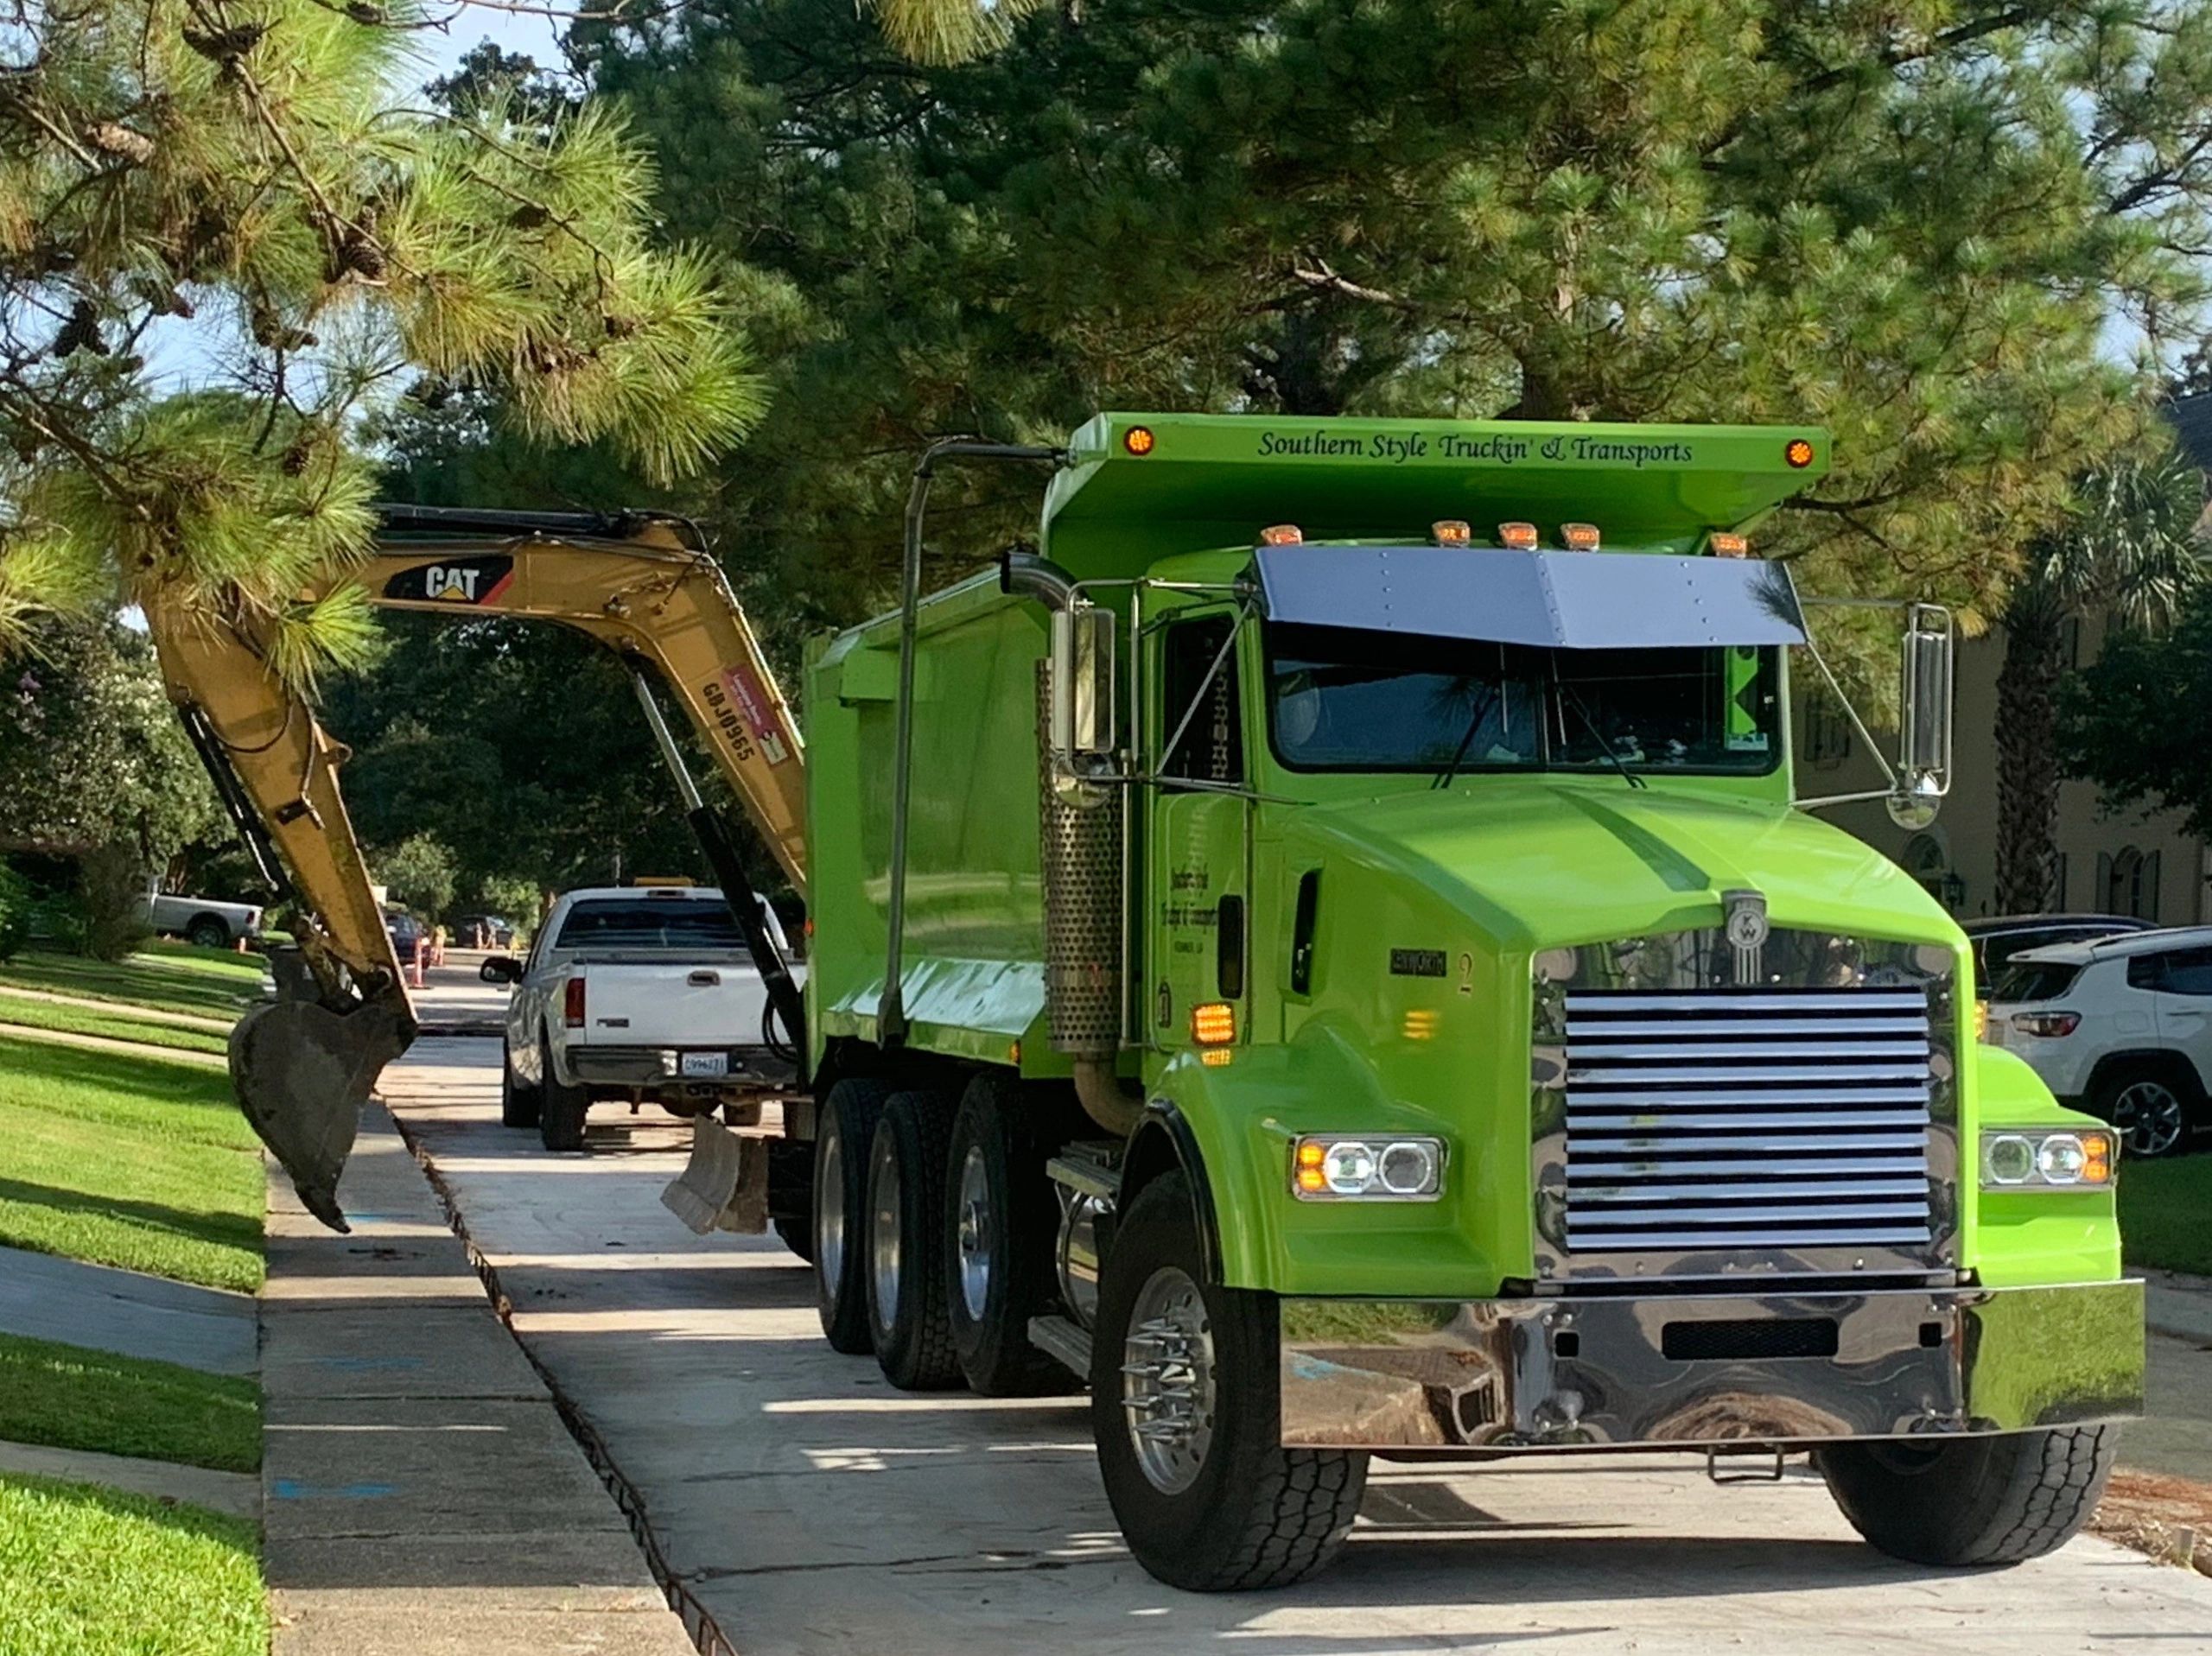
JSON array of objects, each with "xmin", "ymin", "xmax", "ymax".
[
  {"xmin": 662, "ymin": 1114, "xmax": 769, "ymax": 1234},
  {"xmin": 232, "ymin": 958, "xmax": 412, "ymax": 1233}
]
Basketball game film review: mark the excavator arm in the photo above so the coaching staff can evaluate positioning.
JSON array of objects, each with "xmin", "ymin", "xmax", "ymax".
[{"xmin": 149, "ymin": 508, "xmax": 807, "ymax": 1230}]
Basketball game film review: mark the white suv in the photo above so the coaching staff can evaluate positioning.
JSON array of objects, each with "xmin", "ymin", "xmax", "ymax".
[{"xmin": 1988, "ymin": 925, "xmax": 2212, "ymax": 1158}]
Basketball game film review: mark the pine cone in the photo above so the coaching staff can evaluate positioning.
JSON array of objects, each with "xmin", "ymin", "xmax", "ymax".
[
  {"xmin": 281, "ymin": 435, "xmax": 316, "ymax": 476},
  {"xmin": 181, "ymin": 22, "xmax": 266, "ymax": 62},
  {"xmin": 335, "ymin": 225, "xmax": 387, "ymax": 281},
  {"xmin": 509, "ymin": 204, "xmax": 550, "ymax": 230},
  {"xmin": 602, "ymin": 313, "xmax": 640, "ymax": 339},
  {"xmin": 85, "ymin": 122, "xmax": 156, "ymax": 166},
  {"xmin": 52, "ymin": 299, "xmax": 105, "ymax": 358},
  {"xmin": 346, "ymin": 2, "xmax": 386, "ymax": 20}
]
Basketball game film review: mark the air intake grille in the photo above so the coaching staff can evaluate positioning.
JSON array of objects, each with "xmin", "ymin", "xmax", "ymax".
[{"xmin": 1563, "ymin": 989, "xmax": 1933, "ymax": 1255}]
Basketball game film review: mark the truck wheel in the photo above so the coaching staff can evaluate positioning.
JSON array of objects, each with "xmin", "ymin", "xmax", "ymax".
[
  {"xmin": 815, "ymin": 1077, "xmax": 892, "ymax": 1353},
  {"xmin": 499, "ymin": 1039, "xmax": 542, "ymax": 1129},
  {"xmin": 187, "ymin": 917, "xmax": 229, "ymax": 950},
  {"xmin": 538, "ymin": 1036, "xmax": 590, "ymax": 1152},
  {"xmin": 945, "ymin": 1073, "xmax": 1075, "ymax": 1395},
  {"xmin": 1816, "ymin": 1425, "xmax": 2121, "ymax": 1565},
  {"xmin": 772, "ymin": 1216, "xmax": 814, "ymax": 1264},
  {"xmin": 1090, "ymin": 1171, "xmax": 1368, "ymax": 1591},
  {"xmin": 866, "ymin": 1089, "xmax": 963, "ymax": 1390}
]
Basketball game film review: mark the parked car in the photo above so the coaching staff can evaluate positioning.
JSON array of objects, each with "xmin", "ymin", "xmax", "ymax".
[
  {"xmin": 454, "ymin": 914, "xmax": 516, "ymax": 949},
  {"xmin": 143, "ymin": 885, "xmax": 264, "ymax": 950},
  {"xmin": 384, "ymin": 910, "xmax": 425, "ymax": 960},
  {"xmin": 481, "ymin": 885, "xmax": 802, "ymax": 1152},
  {"xmin": 1961, "ymin": 912, "xmax": 2155, "ymax": 996},
  {"xmin": 1986, "ymin": 924, "xmax": 2212, "ymax": 1158}
]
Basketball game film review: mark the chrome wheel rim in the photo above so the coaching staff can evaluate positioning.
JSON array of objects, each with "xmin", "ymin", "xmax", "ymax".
[
  {"xmin": 815, "ymin": 1128, "xmax": 845, "ymax": 1293},
  {"xmin": 1121, "ymin": 1265, "xmax": 1216, "ymax": 1495},
  {"xmin": 2113, "ymin": 1081, "xmax": 2185, "ymax": 1158},
  {"xmin": 956, "ymin": 1145, "xmax": 992, "ymax": 1322},
  {"xmin": 870, "ymin": 1133, "xmax": 902, "ymax": 1333}
]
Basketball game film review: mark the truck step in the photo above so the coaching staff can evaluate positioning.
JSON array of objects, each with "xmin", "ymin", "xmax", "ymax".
[
  {"xmin": 1028, "ymin": 1315, "xmax": 1092, "ymax": 1381},
  {"xmin": 1045, "ymin": 1145, "xmax": 1121, "ymax": 1200}
]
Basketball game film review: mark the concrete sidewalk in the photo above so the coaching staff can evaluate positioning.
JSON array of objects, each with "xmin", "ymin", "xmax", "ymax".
[
  {"xmin": 0, "ymin": 1244, "xmax": 257, "ymax": 1376},
  {"xmin": 261, "ymin": 1102, "xmax": 696, "ymax": 1656}
]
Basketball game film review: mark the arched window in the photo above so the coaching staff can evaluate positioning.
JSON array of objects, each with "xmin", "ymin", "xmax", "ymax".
[
  {"xmin": 2099, "ymin": 847, "xmax": 2162, "ymax": 921},
  {"xmin": 1903, "ymin": 833, "xmax": 1948, "ymax": 901}
]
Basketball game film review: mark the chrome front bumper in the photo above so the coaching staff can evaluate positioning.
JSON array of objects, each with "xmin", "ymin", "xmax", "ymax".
[{"xmin": 1279, "ymin": 1281, "xmax": 2144, "ymax": 1450}]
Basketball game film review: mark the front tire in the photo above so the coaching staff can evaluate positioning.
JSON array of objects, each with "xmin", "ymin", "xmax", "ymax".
[
  {"xmin": 866, "ymin": 1089, "xmax": 963, "ymax": 1390},
  {"xmin": 499, "ymin": 1040, "xmax": 542, "ymax": 1129},
  {"xmin": 945, "ymin": 1073, "xmax": 1077, "ymax": 1395},
  {"xmin": 1090, "ymin": 1171, "xmax": 1367, "ymax": 1591},
  {"xmin": 1816, "ymin": 1425, "xmax": 2121, "ymax": 1565},
  {"xmin": 814, "ymin": 1077, "xmax": 891, "ymax": 1353},
  {"xmin": 537, "ymin": 1036, "xmax": 589, "ymax": 1152}
]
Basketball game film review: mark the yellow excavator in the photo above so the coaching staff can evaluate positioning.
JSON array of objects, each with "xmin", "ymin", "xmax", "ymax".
[{"xmin": 146, "ymin": 507, "xmax": 808, "ymax": 1230}]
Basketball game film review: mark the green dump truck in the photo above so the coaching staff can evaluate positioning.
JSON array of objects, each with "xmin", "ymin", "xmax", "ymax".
[{"xmin": 779, "ymin": 413, "xmax": 2142, "ymax": 1590}]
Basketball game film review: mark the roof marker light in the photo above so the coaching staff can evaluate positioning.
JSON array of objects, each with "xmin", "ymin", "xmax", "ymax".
[
  {"xmin": 1561, "ymin": 523, "xmax": 1601, "ymax": 552},
  {"xmin": 1431, "ymin": 520, "xmax": 1472, "ymax": 547},
  {"xmin": 1709, "ymin": 531, "xmax": 1750, "ymax": 558},
  {"xmin": 1497, "ymin": 521, "xmax": 1539, "ymax": 550},
  {"xmin": 1123, "ymin": 426, "xmax": 1155, "ymax": 456},
  {"xmin": 1259, "ymin": 524, "xmax": 1303, "ymax": 546},
  {"xmin": 1785, "ymin": 438, "xmax": 1815, "ymax": 469}
]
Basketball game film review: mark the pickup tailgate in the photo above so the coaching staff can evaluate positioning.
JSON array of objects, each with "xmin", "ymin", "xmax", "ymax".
[{"xmin": 569, "ymin": 959, "xmax": 774, "ymax": 1050}]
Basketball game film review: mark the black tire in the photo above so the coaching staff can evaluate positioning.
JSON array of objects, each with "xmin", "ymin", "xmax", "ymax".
[
  {"xmin": 866, "ymin": 1089, "xmax": 963, "ymax": 1390},
  {"xmin": 815, "ymin": 1077, "xmax": 892, "ymax": 1353},
  {"xmin": 2091, "ymin": 1061, "xmax": 2199, "ymax": 1159},
  {"xmin": 772, "ymin": 1215, "xmax": 813, "ymax": 1264},
  {"xmin": 1816, "ymin": 1425, "xmax": 2121, "ymax": 1566},
  {"xmin": 187, "ymin": 917, "xmax": 229, "ymax": 950},
  {"xmin": 944, "ymin": 1073, "xmax": 1077, "ymax": 1395},
  {"xmin": 537, "ymin": 1035, "xmax": 589, "ymax": 1152},
  {"xmin": 1090, "ymin": 1171, "xmax": 1368, "ymax": 1591},
  {"xmin": 499, "ymin": 1039, "xmax": 542, "ymax": 1129}
]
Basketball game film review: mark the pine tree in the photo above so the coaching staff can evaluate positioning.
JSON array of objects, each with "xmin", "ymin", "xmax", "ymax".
[{"xmin": 0, "ymin": 0, "xmax": 767, "ymax": 679}]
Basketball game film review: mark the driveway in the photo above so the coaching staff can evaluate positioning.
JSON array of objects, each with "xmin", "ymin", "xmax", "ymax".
[{"xmin": 375, "ymin": 1016, "xmax": 2212, "ymax": 1656}]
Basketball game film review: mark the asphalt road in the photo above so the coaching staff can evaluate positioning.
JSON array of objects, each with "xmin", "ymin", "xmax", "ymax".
[{"xmin": 379, "ymin": 968, "xmax": 2212, "ymax": 1656}]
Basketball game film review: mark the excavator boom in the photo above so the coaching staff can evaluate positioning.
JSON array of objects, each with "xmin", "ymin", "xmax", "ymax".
[{"xmin": 150, "ymin": 509, "xmax": 807, "ymax": 1229}]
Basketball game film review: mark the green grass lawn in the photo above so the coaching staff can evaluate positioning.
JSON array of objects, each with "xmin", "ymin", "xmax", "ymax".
[
  {"xmin": 2120, "ymin": 1151, "xmax": 2212, "ymax": 1276},
  {"xmin": 0, "ymin": 942, "xmax": 265, "ymax": 1020},
  {"xmin": 0, "ymin": 1334, "xmax": 258, "ymax": 1474},
  {"xmin": 0, "ymin": 993, "xmax": 230, "ymax": 1056},
  {"xmin": 0, "ymin": 1036, "xmax": 262, "ymax": 1292},
  {"xmin": 0, "ymin": 1473, "xmax": 264, "ymax": 1656}
]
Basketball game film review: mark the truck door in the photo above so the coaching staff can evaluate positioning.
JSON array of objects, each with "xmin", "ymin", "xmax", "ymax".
[{"xmin": 1147, "ymin": 612, "xmax": 1252, "ymax": 1055}]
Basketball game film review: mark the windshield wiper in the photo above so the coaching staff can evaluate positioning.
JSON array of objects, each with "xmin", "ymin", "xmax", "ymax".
[
  {"xmin": 1431, "ymin": 685, "xmax": 1501, "ymax": 791},
  {"xmin": 1558, "ymin": 685, "xmax": 1647, "ymax": 790}
]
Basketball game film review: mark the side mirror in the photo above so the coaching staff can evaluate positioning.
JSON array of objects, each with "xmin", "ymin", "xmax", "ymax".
[
  {"xmin": 1049, "ymin": 603, "xmax": 1117, "ymax": 765},
  {"xmin": 479, "ymin": 956, "xmax": 524, "ymax": 985},
  {"xmin": 1888, "ymin": 603, "xmax": 1953, "ymax": 830}
]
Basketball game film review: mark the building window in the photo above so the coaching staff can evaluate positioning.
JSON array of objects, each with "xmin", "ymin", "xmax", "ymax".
[
  {"xmin": 1804, "ymin": 689, "xmax": 1853, "ymax": 767},
  {"xmin": 2099, "ymin": 847, "xmax": 2162, "ymax": 921},
  {"xmin": 1903, "ymin": 833, "xmax": 1948, "ymax": 903}
]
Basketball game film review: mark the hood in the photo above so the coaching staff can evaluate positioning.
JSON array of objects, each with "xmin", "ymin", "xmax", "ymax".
[{"xmin": 1285, "ymin": 779, "xmax": 1954, "ymax": 952}]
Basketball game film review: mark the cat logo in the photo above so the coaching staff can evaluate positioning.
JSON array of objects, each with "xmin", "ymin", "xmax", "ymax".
[{"xmin": 382, "ymin": 555, "xmax": 514, "ymax": 607}]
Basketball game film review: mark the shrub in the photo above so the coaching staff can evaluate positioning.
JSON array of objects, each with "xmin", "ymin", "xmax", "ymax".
[{"xmin": 0, "ymin": 864, "xmax": 30, "ymax": 962}]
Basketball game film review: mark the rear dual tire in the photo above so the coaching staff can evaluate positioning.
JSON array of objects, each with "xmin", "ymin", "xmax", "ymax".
[
  {"xmin": 814, "ymin": 1078, "xmax": 891, "ymax": 1354},
  {"xmin": 945, "ymin": 1073, "xmax": 1077, "ymax": 1396},
  {"xmin": 866, "ymin": 1091, "xmax": 963, "ymax": 1390}
]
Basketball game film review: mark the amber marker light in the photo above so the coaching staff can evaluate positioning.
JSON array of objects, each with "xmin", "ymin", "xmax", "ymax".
[
  {"xmin": 1431, "ymin": 520, "xmax": 1473, "ymax": 547},
  {"xmin": 1497, "ymin": 521, "xmax": 1540, "ymax": 550},
  {"xmin": 1402, "ymin": 1009, "xmax": 1439, "ymax": 1041},
  {"xmin": 1295, "ymin": 1141, "xmax": 1328, "ymax": 1195},
  {"xmin": 1560, "ymin": 522, "xmax": 1601, "ymax": 552},
  {"xmin": 1191, "ymin": 1001, "xmax": 1236, "ymax": 1045},
  {"xmin": 1258, "ymin": 523, "xmax": 1304, "ymax": 546},
  {"xmin": 1123, "ymin": 425, "xmax": 1156, "ymax": 456},
  {"xmin": 2082, "ymin": 1131, "xmax": 2114, "ymax": 1186},
  {"xmin": 1201, "ymin": 1049, "xmax": 1234, "ymax": 1068},
  {"xmin": 1785, "ymin": 438, "xmax": 1816, "ymax": 469},
  {"xmin": 1709, "ymin": 532, "xmax": 1750, "ymax": 559}
]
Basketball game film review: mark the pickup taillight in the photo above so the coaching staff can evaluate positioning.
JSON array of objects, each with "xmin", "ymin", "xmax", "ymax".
[{"xmin": 564, "ymin": 977, "xmax": 587, "ymax": 1029}]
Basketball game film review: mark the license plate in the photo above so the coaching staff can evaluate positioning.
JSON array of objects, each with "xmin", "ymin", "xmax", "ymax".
[{"xmin": 679, "ymin": 1051, "xmax": 728, "ymax": 1079}]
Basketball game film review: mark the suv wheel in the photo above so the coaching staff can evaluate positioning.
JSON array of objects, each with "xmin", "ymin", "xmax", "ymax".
[{"xmin": 2100, "ymin": 1070, "xmax": 2191, "ymax": 1158}]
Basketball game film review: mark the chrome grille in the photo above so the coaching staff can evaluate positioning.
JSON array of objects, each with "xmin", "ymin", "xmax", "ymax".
[{"xmin": 1563, "ymin": 988, "xmax": 1933, "ymax": 1254}]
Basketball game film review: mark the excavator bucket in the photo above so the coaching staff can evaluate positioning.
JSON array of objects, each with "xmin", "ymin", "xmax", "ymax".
[
  {"xmin": 232, "ymin": 952, "xmax": 413, "ymax": 1233},
  {"xmin": 662, "ymin": 1114, "xmax": 770, "ymax": 1234}
]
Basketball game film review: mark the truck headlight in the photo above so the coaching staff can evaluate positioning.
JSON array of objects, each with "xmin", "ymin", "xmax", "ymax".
[
  {"xmin": 1981, "ymin": 1129, "xmax": 2114, "ymax": 1190},
  {"xmin": 1292, "ymin": 1136, "xmax": 1444, "ymax": 1201}
]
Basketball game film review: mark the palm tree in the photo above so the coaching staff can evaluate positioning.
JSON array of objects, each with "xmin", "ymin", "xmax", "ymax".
[{"xmin": 1993, "ymin": 451, "xmax": 2208, "ymax": 914}]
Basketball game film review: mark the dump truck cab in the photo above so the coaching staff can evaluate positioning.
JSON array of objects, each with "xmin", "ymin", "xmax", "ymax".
[{"xmin": 800, "ymin": 412, "xmax": 2141, "ymax": 1590}]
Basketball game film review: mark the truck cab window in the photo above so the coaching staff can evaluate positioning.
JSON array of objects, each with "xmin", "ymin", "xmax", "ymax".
[{"xmin": 1160, "ymin": 615, "xmax": 1244, "ymax": 783}]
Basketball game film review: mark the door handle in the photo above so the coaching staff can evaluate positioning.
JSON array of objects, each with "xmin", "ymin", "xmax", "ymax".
[{"xmin": 688, "ymin": 969, "xmax": 721, "ymax": 987}]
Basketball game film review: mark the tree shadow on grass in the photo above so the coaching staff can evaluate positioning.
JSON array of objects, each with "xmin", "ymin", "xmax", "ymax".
[{"xmin": 0, "ymin": 1175, "xmax": 262, "ymax": 1265}]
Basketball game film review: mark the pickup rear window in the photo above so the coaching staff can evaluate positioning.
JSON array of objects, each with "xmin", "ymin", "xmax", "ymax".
[{"xmin": 553, "ymin": 900, "xmax": 744, "ymax": 951}]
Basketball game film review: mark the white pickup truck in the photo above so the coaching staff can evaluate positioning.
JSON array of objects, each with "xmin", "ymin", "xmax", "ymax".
[
  {"xmin": 481, "ymin": 885, "xmax": 802, "ymax": 1151},
  {"xmin": 143, "ymin": 884, "xmax": 264, "ymax": 949}
]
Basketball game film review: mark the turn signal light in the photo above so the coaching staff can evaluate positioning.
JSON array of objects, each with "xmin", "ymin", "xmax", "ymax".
[
  {"xmin": 1123, "ymin": 426, "xmax": 1156, "ymax": 456},
  {"xmin": 1431, "ymin": 520, "xmax": 1472, "ymax": 547},
  {"xmin": 1259, "ymin": 523, "xmax": 1303, "ymax": 546},
  {"xmin": 1192, "ymin": 1001, "xmax": 1236, "ymax": 1045},
  {"xmin": 1560, "ymin": 523, "xmax": 1601, "ymax": 552},
  {"xmin": 1497, "ymin": 521, "xmax": 1539, "ymax": 550},
  {"xmin": 1785, "ymin": 438, "xmax": 1816, "ymax": 468},
  {"xmin": 1709, "ymin": 532, "xmax": 1750, "ymax": 558}
]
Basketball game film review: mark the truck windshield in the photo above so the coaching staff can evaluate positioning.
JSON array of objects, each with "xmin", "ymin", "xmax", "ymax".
[
  {"xmin": 554, "ymin": 900, "xmax": 745, "ymax": 951},
  {"xmin": 1265, "ymin": 623, "xmax": 1780, "ymax": 777}
]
